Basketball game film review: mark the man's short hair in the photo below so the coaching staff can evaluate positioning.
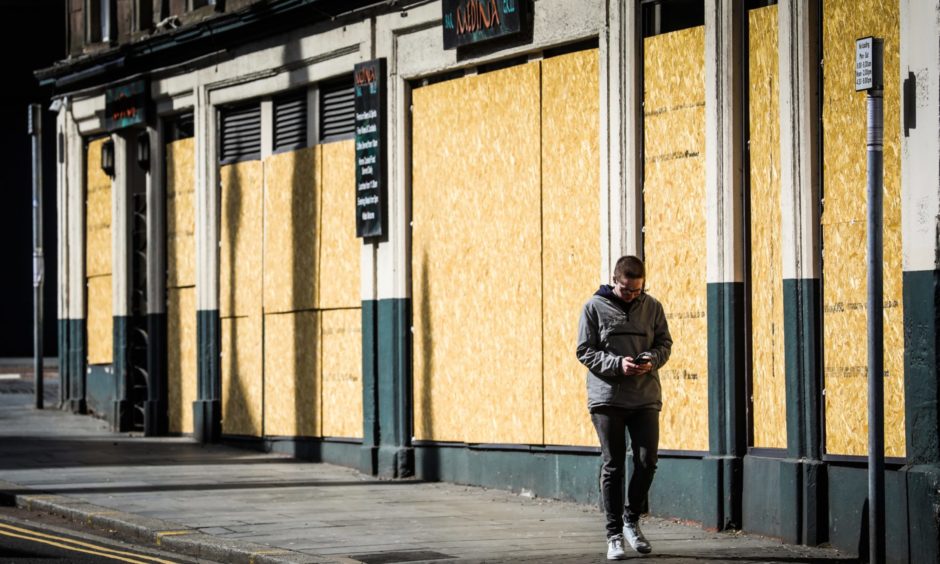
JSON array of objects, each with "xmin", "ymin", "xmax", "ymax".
[{"xmin": 614, "ymin": 255, "xmax": 645, "ymax": 281}]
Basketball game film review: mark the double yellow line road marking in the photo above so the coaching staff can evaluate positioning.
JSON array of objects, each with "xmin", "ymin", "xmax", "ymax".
[{"xmin": 0, "ymin": 520, "xmax": 180, "ymax": 563}]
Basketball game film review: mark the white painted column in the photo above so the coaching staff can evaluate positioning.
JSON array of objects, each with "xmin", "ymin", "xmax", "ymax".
[
  {"xmin": 67, "ymin": 113, "xmax": 86, "ymax": 322},
  {"xmin": 779, "ymin": 0, "xmax": 821, "ymax": 281},
  {"xmin": 705, "ymin": 0, "xmax": 744, "ymax": 286},
  {"xmin": 900, "ymin": 0, "xmax": 940, "ymax": 273},
  {"xmin": 111, "ymin": 133, "xmax": 130, "ymax": 318},
  {"xmin": 195, "ymin": 81, "xmax": 219, "ymax": 313},
  {"xmin": 56, "ymin": 104, "xmax": 69, "ymax": 324},
  {"xmin": 605, "ymin": 0, "xmax": 642, "ymax": 277}
]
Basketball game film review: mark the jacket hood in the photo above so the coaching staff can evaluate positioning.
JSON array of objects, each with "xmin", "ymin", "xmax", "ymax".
[{"xmin": 595, "ymin": 284, "xmax": 639, "ymax": 315}]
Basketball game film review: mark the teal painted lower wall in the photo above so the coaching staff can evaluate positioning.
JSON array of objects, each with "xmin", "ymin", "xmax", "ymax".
[
  {"xmin": 58, "ymin": 319, "xmax": 68, "ymax": 407},
  {"xmin": 827, "ymin": 464, "xmax": 909, "ymax": 563},
  {"xmin": 902, "ymin": 269, "xmax": 940, "ymax": 563},
  {"xmin": 376, "ymin": 298, "xmax": 413, "ymax": 478},
  {"xmin": 222, "ymin": 436, "xmax": 362, "ymax": 469},
  {"xmin": 195, "ymin": 309, "xmax": 221, "ymax": 443},
  {"xmin": 68, "ymin": 318, "xmax": 86, "ymax": 413},
  {"xmin": 742, "ymin": 456, "xmax": 802, "ymax": 543},
  {"xmin": 85, "ymin": 363, "xmax": 115, "ymax": 421}
]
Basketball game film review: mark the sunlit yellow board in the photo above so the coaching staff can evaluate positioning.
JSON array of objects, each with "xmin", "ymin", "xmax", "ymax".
[
  {"xmin": 643, "ymin": 26, "xmax": 708, "ymax": 452},
  {"xmin": 220, "ymin": 161, "xmax": 264, "ymax": 319},
  {"xmin": 321, "ymin": 308, "xmax": 363, "ymax": 438},
  {"xmin": 86, "ymin": 138, "xmax": 113, "ymax": 365},
  {"xmin": 749, "ymin": 5, "xmax": 787, "ymax": 449},
  {"xmin": 541, "ymin": 49, "xmax": 601, "ymax": 447},
  {"xmin": 412, "ymin": 62, "xmax": 543, "ymax": 444},
  {"xmin": 167, "ymin": 287, "xmax": 196, "ymax": 434},
  {"xmin": 263, "ymin": 311, "xmax": 320, "ymax": 437},
  {"xmin": 167, "ymin": 138, "xmax": 195, "ymax": 289},
  {"xmin": 221, "ymin": 315, "xmax": 263, "ymax": 436},
  {"xmin": 319, "ymin": 140, "xmax": 360, "ymax": 310},
  {"xmin": 822, "ymin": 0, "xmax": 904, "ymax": 457},
  {"xmin": 263, "ymin": 147, "xmax": 318, "ymax": 313}
]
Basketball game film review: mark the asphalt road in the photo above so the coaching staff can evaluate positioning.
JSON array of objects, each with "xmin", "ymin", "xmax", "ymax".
[{"xmin": 0, "ymin": 507, "xmax": 207, "ymax": 564}]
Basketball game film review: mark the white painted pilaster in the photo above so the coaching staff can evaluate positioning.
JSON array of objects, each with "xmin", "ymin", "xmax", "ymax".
[
  {"xmin": 112, "ymin": 133, "xmax": 130, "ymax": 317},
  {"xmin": 705, "ymin": 0, "xmax": 744, "ymax": 285},
  {"xmin": 195, "ymin": 79, "xmax": 219, "ymax": 312},
  {"xmin": 779, "ymin": 0, "xmax": 821, "ymax": 281},
  {"xmin": 900, "ymin": 0, "xmax": 940, "ymax": 272},
  {"xmin": 66, "ymin": 107, "xmax": 85, "ymax": 320}
]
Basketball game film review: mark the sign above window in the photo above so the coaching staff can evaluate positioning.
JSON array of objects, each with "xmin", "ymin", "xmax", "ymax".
[
  {"xmin": 105, "ymin": 80, "xmax": 148, "ymax": 131},
  {"xmin": 442, "ymin": 0, "xmax": 524, "ymax": 50}
]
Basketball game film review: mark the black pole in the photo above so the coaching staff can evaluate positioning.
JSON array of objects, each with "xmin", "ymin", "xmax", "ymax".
[
  {"xmin": 865, "ymin": 38, "xmax": 885, "ymax": 564},
  {"xmin": 29, "ymin": 104, "xmax": 44, "ymax": 410}
]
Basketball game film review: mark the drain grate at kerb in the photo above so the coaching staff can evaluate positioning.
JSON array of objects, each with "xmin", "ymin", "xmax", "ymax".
[{"xmin": 348, "ymin": 550, "xmax": 456, "ymax": 564}]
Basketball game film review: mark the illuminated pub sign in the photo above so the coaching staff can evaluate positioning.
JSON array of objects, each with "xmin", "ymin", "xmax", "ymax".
[
  {"xmin": 105, "ymin": 80, "xmax": 148, "ymax": 131},
  {"xmin": 354, "ymin": 58, "xmax": 387, "ymax": 239},
  {"xmin": 442, "ymin": 0, "xmax": 524, "ymax": 49}
]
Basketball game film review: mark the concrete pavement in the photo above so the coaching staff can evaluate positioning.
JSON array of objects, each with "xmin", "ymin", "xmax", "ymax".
[{"xmin": 0, "ymin": 369, "xmax": 853, "ymax": 563}]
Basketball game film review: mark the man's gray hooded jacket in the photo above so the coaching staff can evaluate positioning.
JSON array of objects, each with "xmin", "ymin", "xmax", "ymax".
[{"xmin": 576, "ymin": 285, "xmax": 673, "ymax": 411}]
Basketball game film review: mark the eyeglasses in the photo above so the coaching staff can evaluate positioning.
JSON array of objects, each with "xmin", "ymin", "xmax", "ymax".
[{"xmin": 615, "ymin": 280, "xmax": 644, "ymax": 296}]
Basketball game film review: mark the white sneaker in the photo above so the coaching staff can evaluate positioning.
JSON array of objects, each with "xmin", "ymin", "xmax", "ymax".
[
  {"xmin": 607, "ymin": 533, "xmax": 626, "ymax": 560},
  {"xmin": 624, "ymin": 520, "xmax": 652, "ymax": 554}
]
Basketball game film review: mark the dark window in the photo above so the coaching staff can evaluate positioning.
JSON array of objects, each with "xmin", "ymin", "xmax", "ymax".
[
  {"xmin": 219, "ymin": 103, "xmax": 261, "ymax": 163},
  {"xmin": 137, "ymin": 0, "xmax": 153, "ymax": 31},
  {"xmin": 165, "ymin": 112, "xmax": 195, "ymax": 143},
  {"xmin": 191, "ymin": 0, "xmax": 217, "ymax": 9},
  {"xmin": 641, "ymin": 0, "xmax": 705, "ymax": 37},
  {"xmin": 85, "ymin": 0, "xmax": 115, "ymax": 43},
  {"xmin": 319, "ymin": 76, "xmax": 355, "ymax": 142},
  {"xmin": 273, "ymin": 91, "xmax": 308, "ymax": 153}
]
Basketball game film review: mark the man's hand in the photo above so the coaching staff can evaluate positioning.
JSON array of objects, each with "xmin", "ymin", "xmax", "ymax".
[{"xmin": 622, "ymin": 356, "xmax": 653, "ymax": 376}]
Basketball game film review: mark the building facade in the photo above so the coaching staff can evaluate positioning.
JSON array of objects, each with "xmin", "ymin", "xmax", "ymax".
[{"xmin": 38, "ymin": 1, "xmax": 940, "ymax": 561}]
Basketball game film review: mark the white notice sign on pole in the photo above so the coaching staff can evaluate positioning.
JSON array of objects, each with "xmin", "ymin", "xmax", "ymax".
[{"xmin": 856, "ymin": 37, "xmax": 874, "ymax": 91}]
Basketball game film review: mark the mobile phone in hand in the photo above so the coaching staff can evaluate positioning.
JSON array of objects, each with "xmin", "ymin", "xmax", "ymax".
[{"xmin": 634, "ymin": 352, "xmax": 652, "ymax": 365}]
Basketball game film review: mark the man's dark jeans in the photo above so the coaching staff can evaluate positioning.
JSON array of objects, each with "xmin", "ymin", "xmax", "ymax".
[{"xmin": 590, "ymin": 406, "xmax": 660, "ymax": 538}]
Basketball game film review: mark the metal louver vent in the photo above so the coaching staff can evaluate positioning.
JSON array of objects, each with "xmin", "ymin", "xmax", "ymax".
[
  {"xmin": 319, "ymin": 77, "xmax": 355, "ymax": 141},
  {"xmin": 274, "ymin": 91, "xmax": 307, "ymax": 153},
  {"xmin": 220, "ymin": 103, "xmax": 261, "ymax": 163},
  {"xmin": 166, "ymin": 112, "xmax": 194, "ymax": 143}
]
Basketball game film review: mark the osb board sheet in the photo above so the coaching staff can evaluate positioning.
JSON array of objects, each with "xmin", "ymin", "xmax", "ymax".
[
  {"xmin": 167, "ymin": 138, "xmax": 195, "ymax": 289},
  {"xmin": 540, "ymin": 49, "xmax": 601, "ymax": 447},
  {"xmin": 86, "ymin": 138, "xmax": 112, "ymax": 279},
  {"xmin": 643, "ymin": 26, "xmax": 709, "ymax": 452},
  {"xmin": 411, "ymin": 62, "xmax": 544, "ymax": 444},
  {"xmin": 822, "ymin": 222, "xmax": 905, "ymax": 457},
  {"xmin": 822, "ymin": 0, "xmax": 905, "ymax": 457},
  {"xmin": 220, "ymin": 161, "xmax": 264, "ymax": 319},
  {"xmin": 263, "ymin": 311, "xmax": 320, "ymax": 437},
  {"xmin": 748, "ymin": 5, "xmax": 786, "ymax": 449},
  {"xmin": 167, "ymin": 287, "xmax": 196, "ymax": 434},
  {"xmin": 221, "ymin": 315, "xmax": 263, "ymax": 437},
  {"xmin": 320, "ymin": 308, "xmax": 363, "ymax": 438},
  {"xmin": 263, "ymin": 147, "xmax": 318, "ymax": 313},
  {"xmin": 821, "ymin": 0, "xmax": 901, "ymax": 229},
  {"xmin": 86, "ymin": 275, "xmax": 113, "ymax": 365},
  {"xmin": 318, "ymin": 140, "xmax": 360, "ymax": 310}
]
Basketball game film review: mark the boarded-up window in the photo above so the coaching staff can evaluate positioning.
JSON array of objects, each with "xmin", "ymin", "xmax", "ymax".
[{"xmin": 219, "ymin": 103, "xmax": 261, "ymax": 163}]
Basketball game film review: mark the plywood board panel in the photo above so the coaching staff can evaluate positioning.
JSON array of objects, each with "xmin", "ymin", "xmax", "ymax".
[
  {"xmin": 86, "ymin": 138, "xmax": 112, "ymax": 279},
  {"xmin": 748, "ymin": 5, "xmax": 786, "ymax": 449},
  {"xmin": 822, "ymin": 0, "xmax": 904, "ymax": 457},
  {"xmin": 220, "ymin": 161, "xmax": 264, "ymax": 319},
  {"xmin": 822, "ymin": 223, "xmax": 905, "ymax": 457},
  {"xmin": 263, "ymin": 311, "xmax": 320, "ymax": 437},
  {"xmin": 412, "ymin": 61, "xmax": 544, "ymax": 444},
  {"xmin": 86, "ymin": 275, "xmax": 113, "ymax": 365},
  {"xmin": 643, "ymin": 26, "xmax": 708, "ymax": 452},
  {"xmin": 167, "ymin": 287, "xmax": 196, "ymax": 434},
  {"xmin": 167, "ymin": 138, "xmax": 195, "ymax": 289},
  {"xmin": 320, "ymin": 308, "xmax": 363, "ymax": 438},
  {"xmin": 821, "ymin": 0, "xmax": 901, "ymax": 229},
  {"xmin": 318, "ymin": 140, "xmax": 360, "ymax": 310},
  {"xmin": 263, "ymin": 147, "xmax": 318, "ymax": 313},
  {"xmin": 541, "ymin": 49, "xmax": 601, "ymax": 447},
  {"xmin": 221, "ymin": 315, "xmax": 263, "ymax": 436}
]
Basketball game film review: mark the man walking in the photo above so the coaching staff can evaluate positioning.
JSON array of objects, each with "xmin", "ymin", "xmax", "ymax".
[{"xmin": 576, "ymin": 255, "xmax": 672, "ymax": 560}]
